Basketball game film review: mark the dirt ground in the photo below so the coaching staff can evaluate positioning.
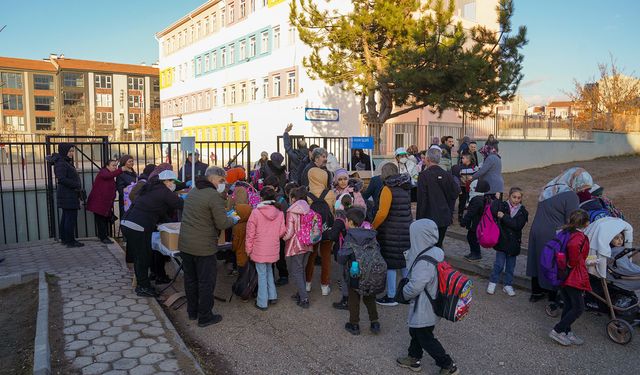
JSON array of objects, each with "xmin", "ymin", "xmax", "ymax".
[
  {"xmin": 0, "ymin": 279, "xmax": 38, "ymax": 375},
  {"xmin": 47, "ymin": 275, "xmax": 79, "ymax": 375}
]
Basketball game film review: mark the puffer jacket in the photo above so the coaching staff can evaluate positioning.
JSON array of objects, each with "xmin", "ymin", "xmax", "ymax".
[
  {"xmin": 282, "ymin": 200, "xmax": 313, "ymax": 257},
  {"xmin": 563, "ymin": 231, "xmax": 591, "ymax": 291},
  {"xmin": 246, "ymin": 202, "xmax": 286, "ymax": 263},
  {"xmin": 373, "ymin": 174, "xmax": 412, "ymax": 269},
  {"xmin": 52, "ymin": 143, "xmax": 82, "ymax": 210}
]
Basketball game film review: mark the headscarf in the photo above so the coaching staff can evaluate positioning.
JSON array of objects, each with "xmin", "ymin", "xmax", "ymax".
[
  {"xmin": 479, "ymin": 144, "xmax": 498, "ymax": 158},
  {"xmin": 140, "ymin": 164, "xmax": 156, "ymax": 180},
  {"xmin": 538, "ymin": 167, "xmax": 593, "ymax": 202},
  {"xmin": 270, "ymin": 152, "xmax": 284, "ymax": 168},
  {"xmin": 119, "ymin": 154, "xmax": 133, "ymax": 168},
  {"xmin": 58, "ymin": 143, "xmax": 75, "ymax": 157},
  {"xmin": 149, "ymin": 163, "xmax": 173, "ymax": 180},
  {"xmin": 468, "ymin": 179, "xmax": 490, "ymax": 202}
]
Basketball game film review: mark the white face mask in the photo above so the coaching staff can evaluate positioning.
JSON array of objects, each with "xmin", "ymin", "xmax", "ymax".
[
  {"xmin": 399, "ymin": 157, "xmax": 408, "ymax": 164},
  {"xmin": 216, "ymin": 183, "xmax": 226, "ymax": 194},
  {"xmin": 167, "ymin": 182, "xmax": 176, "ymax": 192}
]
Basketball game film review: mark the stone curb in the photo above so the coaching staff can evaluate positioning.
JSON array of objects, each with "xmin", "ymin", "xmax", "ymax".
[
  {"xmin": 33, "ymin": 271, "xmax": 51, "ymax": 375},
  {"xmin": 0, "ymin": 271, "xmax": 39, "ymax": 289}
]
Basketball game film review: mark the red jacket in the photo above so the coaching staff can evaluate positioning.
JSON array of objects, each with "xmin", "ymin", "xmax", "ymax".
[
  {"xmin": 562, "ymin": 231, "xmax": 591, "ymax": 291},
  {"xmin": 87, "ymin": 168, "xmax": 123, "ymax": 217}
]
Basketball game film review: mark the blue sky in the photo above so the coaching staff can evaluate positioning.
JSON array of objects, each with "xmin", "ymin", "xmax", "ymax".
[{"xmin": 1, "ymin": 0, "xmax": 638, "ymax": 106}]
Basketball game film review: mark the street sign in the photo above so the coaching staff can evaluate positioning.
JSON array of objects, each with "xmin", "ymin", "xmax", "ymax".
[
  {"xmin": 304, "ymin": 107, "xmax": 339, "ymax": 122},
  {"xmin": 180, "ymin": 136, "xmax": 196, "ymax": 153},
  {"xmin": 172, "ymin": 118, "xmax": 183, "ymax": 128},
  {"xmin": 349, "ymin": 136, "xmax": 375, "ymax": 150}
]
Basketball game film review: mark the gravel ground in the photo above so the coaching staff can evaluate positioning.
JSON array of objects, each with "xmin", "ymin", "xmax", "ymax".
[{"xmin": 165, "ymin": 259, "xmax": 640, "ymax": 375}]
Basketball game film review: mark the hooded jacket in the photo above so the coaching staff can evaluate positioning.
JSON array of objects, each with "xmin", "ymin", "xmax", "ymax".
[
  {"xmin": 337, "ymin": 227, "xmax": 379, "ymax": 266},
  {"xmin": 373, "ymin": 174, "xmax": 412, "ymax": 269},
  {"xmin": 229, "ymin": 187, "xmax": 253, "ymax": 267},
  {"xmin": 123, "ymin": 181, "xmax": 183, "ymax": 232},
  {"xmin": 282, "ymin": 199, "xmax": 313, "ymax": 257},
  {"xmin": 491, "ymin": 200, "xmax": 528, "ymax": 256},
  {"xmin": 87, "ymin": 167, "xmax": 123, "ymax": 217},
  {"xmin": 402, "ymin": 219, "xmax": 445, "ymax": 328},
  {"xmin": 246, "ymin": 202, "xmax": 286, "ymax": 263},
  {"xmin": 307, "ymin": 167, "xmax": 336, "ymax": 214},
  {"xmin": 52, "ymin": 143, "xmax": 82, "ymax": 210}
]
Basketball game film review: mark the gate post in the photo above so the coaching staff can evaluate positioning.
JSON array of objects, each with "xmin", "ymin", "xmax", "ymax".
[{"xmin": 44, "ymin": 136, "xmax": 57, "ymax": 240}]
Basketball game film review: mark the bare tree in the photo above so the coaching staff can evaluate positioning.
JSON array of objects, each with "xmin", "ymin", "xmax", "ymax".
[{"xmin": 61, "ymin": 104, "xmax": 87, "ymax": 135}]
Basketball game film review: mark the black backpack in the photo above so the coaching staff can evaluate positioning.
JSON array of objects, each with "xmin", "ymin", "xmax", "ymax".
[
  {"xmin": 307, "ymin": 189, "xmax": 334, "ymax": 232},
  {"xmin": 231, "ymin": 261, "xmax": 258, "ymax": 300}
]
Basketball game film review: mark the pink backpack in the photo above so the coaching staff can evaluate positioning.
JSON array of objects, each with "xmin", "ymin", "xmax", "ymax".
[
  {"xmin": 297, "ymin": 210, "xmax": 323, "ymax": 246},
  {"xmin": 232, "ymin": 183, "xmax": 261, "ymax": 208},
  {"xmin": 476, "ymin": 199, "xmax": 500, "ymax": 248}
]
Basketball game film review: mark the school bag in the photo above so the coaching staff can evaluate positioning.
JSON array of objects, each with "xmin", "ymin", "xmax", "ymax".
[
  {"xmin": 342, "ymin": 235, "xmax": 387, "ymax": 296},
  {"xmin": 476, "ymin": 197, "xmax": 500, "ymax": 248},
  {"xmin": 307, "ymin": 190, "xmax": 334, "ymax": 232},
  {"xmin": 232, "ymin": 183, "xmax": 261, "ymax": 208},
  {"xmin": 539, "ymin": 230, "xmax": 572, "ymax": 288},
  {"xmin": 231, "ymin": 261, "xmax": 258, "ymax": 300},
  {"xmin": 297, "ymin": 209, "xmax": 323, "ymax": 246}
]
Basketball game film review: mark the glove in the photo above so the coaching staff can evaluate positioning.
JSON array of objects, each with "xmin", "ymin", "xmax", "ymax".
[{"xmin": 186, "ymin": 180, "xmax": 193, "ymax": 188}]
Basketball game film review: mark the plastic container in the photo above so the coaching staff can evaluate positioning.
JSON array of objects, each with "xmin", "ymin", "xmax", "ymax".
[{"xmin": 158, "ymin": 222, "xmax": 181, "ymax": 251}]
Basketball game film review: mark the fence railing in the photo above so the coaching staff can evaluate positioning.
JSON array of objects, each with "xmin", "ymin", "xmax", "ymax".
[
  {"xmin": 495, "ymin": 114, "xmax": 592, "ymax": 140},
  {"xmin": 276, "ymin": 136, "xmax": 350, "ymax": 170}
]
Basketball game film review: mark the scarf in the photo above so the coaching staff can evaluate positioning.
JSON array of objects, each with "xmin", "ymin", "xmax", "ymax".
[
  {"xmin": 508, "ymin": 201, "xmax": 522, "ymax": 218},
  {"xmin": 539, "ymin": 167, "xmax": 593, "ymax": 202}
]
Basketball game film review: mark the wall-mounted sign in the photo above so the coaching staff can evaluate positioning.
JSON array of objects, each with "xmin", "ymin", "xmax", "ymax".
[
  {"xmin": 349, "ymin": 137, "xmax": 375, "ymax": 150},
  {"xmin": 304, "ymin": 107, "xmax": 339, "ymax": 122},
  {"xmin": 172, "ymin": 118, "xmax": 183, "ymax": 128},
  {"xmin": 180, "ymin": 136, "xmax": 196, "ymax": 153}
]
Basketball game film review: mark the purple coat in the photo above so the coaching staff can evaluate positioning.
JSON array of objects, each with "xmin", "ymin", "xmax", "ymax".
[{"xmin": 87, "ymin": 168, "xmax": 123, "ymax": 217}]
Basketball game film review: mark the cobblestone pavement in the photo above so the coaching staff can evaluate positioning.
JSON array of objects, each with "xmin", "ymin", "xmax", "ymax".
[{"xmin": 0, "ymin": 239, "xmax": 201, "ymax": 375}]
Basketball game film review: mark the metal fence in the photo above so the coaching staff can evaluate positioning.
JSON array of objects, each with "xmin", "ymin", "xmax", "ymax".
[
  {"xmin": 495, "ymin": 114, "xmax": 593, "ymax": 140},
  {"xmin": 0, "ymin": 138, "xmax": 251, "ymax": 245},
  {"xmin": 276, "ymin": 136, "xmax": 351, "ymax": 170}
]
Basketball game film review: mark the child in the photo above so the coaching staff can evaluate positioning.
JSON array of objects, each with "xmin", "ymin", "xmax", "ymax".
[
  {"xmin": 453, "ymin": 153, "xmax": 479, "ymax": 223},
  {"xmin": 282, "ymin": 186, "xmax": 314, "ymax": 308},
  {"xmin": 549, "ymin": 209, "xmax": 591, "ymax": 346},
  {"xmin": 461, "ymin": 179, "xmax": 491, "ymax": 262},
  {"xmin": 227, "ymin": 186, "xmax": 253, "ymax": 277},
  {"xmin": 245, "ymin": 187, "xmax": 287, "ymax": 310},
  {"xmin": 337, "ymin": 208, "xmax": 381, "ymax": 335},
  {"xmin": 487, "ymin": 187, "xmax": 529, "ymax": 296},
  {"xmin": 264, "ymin": 175, "xmax": 290, "ymax": 286},
  {"xmin": 333, "ymin": 168, "xmax": 367, "ymax": 213},
  {"xmin": 328, "ymin": 193, "xmax": 355, "ymax": 310}
]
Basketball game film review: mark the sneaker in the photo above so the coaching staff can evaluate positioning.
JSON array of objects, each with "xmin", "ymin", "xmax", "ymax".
[
  {"xmin": 344, "ymin": 323, "xmax": 360, "ymax": 335},
  {"xmin": 67, "ymin": 241, "xmax": 85, "ymax": 248},
  {"xmin": 321, "ymin": 284, "xmax": 331, "ymax": 296},
  {"xmin": 529, "ymin": 293, "xmax": 545, "ymax": 303},
  {"xmin": 291, "ymin": 293, "xmax": 300, "ymax": 301},
  {"xmin": 370, "ymin": 321, "xmax": 381, "ymax": 334},
  {"xmin": 486, "ymin": 282, "xmax": 496, "ymax": 295},
  {"xmin": 549, "ymin": 329, "xmax": 571, "ymax": 346},
  {"xmin": 254, "ymin": 303, "xmax": 268, "ymax": 311},
  {"xmin": 135, "ymin": 286, "xmax": 159, "ymax": 298},
  {"xmin": 376, "ymin": 296, "xmax": 398, "ymax": 307},
  {"xmin": 503, "ymin": 285, "xmax": 516, "ymax": 297},
  {"xmin": 332, "ymin": 297, "xmax": 349, "ymax": 310},
  {"xmin": 268, "ymin": 299, "xmax": 278, "ymax": 305},
  {"xmin": 463, "ymin": 254, "xmax": 481, "ymax": 262},
  {"xmin": 297, "ymin": 299, "xmax": 310, "ymax": 309},
  {"xmin": 396, "ymin": 356, "xmax": 421, "ymax": 372},
  {"xmin": 567, "ymin": 331, "xmax": 584, "ymax": 346},
  {"xmin": 198, "ymin": 314, "xmax": 222, "ymax": 327},
  {"xmin": 275, "ymin": 277, "xmax": 289, "ymax": 286},
  {"xmin": 439, "ymin": 364, "xmax": 460, "ymax": 375},
  {"xmin": 305, "ymin": 282, "xmax": 312, "ymax": 292},
  {"xmin": 100, "ymin": 238, "xmax": 114, "ymax": 244}
]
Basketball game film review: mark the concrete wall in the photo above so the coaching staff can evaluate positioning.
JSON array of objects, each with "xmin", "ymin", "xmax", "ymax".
[{"xmin": 498, "ymin": 131, "xmax": 640, "ymax": 172}]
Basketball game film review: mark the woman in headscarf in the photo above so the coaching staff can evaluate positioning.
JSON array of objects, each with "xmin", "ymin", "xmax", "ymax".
[
  {"xmin": 116, "ymin": 154, "xmax": 137, "ymax": 217},
  {"xmin": 351, "ymin": 149, "xmax": 374, "ymax": 171},
  {"xmin": 526, "ymin": 167, "xmax": 593, "ymax": 307},
  {"xmin": 472, "ymin": 144, "xmax": 503, "ymax": 197}
]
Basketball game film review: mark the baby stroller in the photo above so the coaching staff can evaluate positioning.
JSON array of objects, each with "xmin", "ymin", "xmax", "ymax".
[{"xmin": 583, "ymin": 217, "xmax": 640, "ymax": 345}]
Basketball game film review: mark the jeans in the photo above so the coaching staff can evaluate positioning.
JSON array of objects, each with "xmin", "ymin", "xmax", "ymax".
[
  {"xmin": 275, "ymin": 239, "xmax": 289, "ymax": 279},
  {"xmin": 288, "ymin": 253, "xmax": 310, "ymax": 301},
  {"xmin": 59, "ymin": 209, "xmax": 78, "ymax": 244},
  {"xmin": 554, "ymin": 287, "xmax": 585, "ymax": 334},
  {"xmin": 386, "ymin": 268, "xmax": 408, "ymax": 298},
  {"xmin": 256, "ymin": 262, "xmax": 277, "ymax": 308},
  {"xmin": 122, "ymin": 227, "xmax": 153, "ymax": 288},
  {"xmin": 489, "ymin": 251, "xmax": 517, "ymax": 286},
  {"xmin": 437, "ymin": 226, "xmax": 448, "ymax": 248},
  {"xmin": 305, "ymin": 240, "xmax": 333, "ymax": 285},
  {"xmin": 348, "ymin": 287, "xmax": 378, "ymax": 324},
  {"xmin": 408, "ymin": 326, "xmax": 453, "ymax": 369},
  {"xmin": 94, "ymin": 213, "xmax": 110, "ymax": 240},
  {"xmin": 467, "ymin": 230, "xmax": 481, "ymax": 257},
  {"xmin": 181, "ymin": 252, "xmax": 217, "ymax": 322}
]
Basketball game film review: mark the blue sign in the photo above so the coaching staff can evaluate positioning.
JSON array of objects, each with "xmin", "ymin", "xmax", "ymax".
[
  {"xmin": 350, "ymin": 137, "xmax": 375, "ymax": 149},
  {"xmin": 304, "ymin": 107, "xmax": 340, "ymax": 122}
]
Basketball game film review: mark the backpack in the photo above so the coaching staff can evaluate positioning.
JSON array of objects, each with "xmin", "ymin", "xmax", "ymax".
[
  {"xmin": 231, "ymin": 261, "xmax": 258, "ymax": 300},
  {"xmin": 587, "ymin": 208, "xmax": 610, "ymax": 223},
  {"xmin": 232, "ymin": 183, "xmax": 261, "ymax": 208},
  {"xmin": 297, "ymin": 210, "xmax": 323, "ymax": 246},
  {"xmin": 424, "ymin": 256, "xmax": 473, "ymax": 322},
  {"xmin": 476, "ymin": 198, "xmax": 500, "ymax": 248},
  {"xmin": 539, "ymin": 230, "xmax": 572, "ymax": 288},
  {"xmin": 122, "ymin": 181, "xmax": 137, "ymax": 212},
  {"xmin": 307, "ymin": 190, "xmax": 334, "ymax": 232},
  {"xmin": 342, "ymin": 236, "xmax": 387, "ymax": 296}
]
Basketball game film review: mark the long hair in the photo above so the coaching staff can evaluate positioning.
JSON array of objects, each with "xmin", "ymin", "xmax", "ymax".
[{"xmin": 561, "ymin": 209, "xmax": 590, "ymax": 232}]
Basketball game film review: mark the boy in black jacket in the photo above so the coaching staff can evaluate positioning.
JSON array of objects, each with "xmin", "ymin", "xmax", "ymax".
[
  {"xmin": 460, "ymin": 179, "xmax": 492, "ymax": 262},
  {"xmin": 487, "ymin": 187, "xmax": 528, "ymax": 296}
]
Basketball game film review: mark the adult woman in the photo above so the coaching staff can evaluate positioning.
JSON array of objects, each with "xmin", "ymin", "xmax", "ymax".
[
  {"xmin": 526, "ymin": 167, "xmax": 593, "ymax": 304},
  {"xmin": 120, "ymin": 169, "xmax": 183, "ymax": 297},
  {"xmin": 52, "ymin": 143, "xmax": 84, "ymax": 248},
  {"xmin": 372, "ymin": 163, "xmax": 413, "ymax": 306},
  {"xmin": 351, "ymin": 148, "xmax": 374, "ymax": 171},
  {"xmin": 86, "ymin": 160, "xmax": 122, "ymax": 244},
  {"xmin": 472, "ymin": 144, "xmax": 503, "ymax": 196},
  {"xmin": 116, "ymin": 154, "xmax": 137, "ymax": 216},
  {"xmin": 253, "ymin": 151, "xmax": 269, "ymax": 171}
]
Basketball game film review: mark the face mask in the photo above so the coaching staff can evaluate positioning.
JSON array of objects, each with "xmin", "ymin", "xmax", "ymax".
[
  {"xmin": 399, "ymin": 157, "xmax": 408, "ymax": 164},
  {"xmin": 216, "ymin": 183, "xmax": 226, "ymax": 193},
  {"xmin": 167, "ymin": 182, "xmax": 176, "ymax": 192}
]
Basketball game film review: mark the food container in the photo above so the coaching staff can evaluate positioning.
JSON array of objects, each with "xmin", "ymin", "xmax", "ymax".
[{"xmin": 158, "ymin": 222, "xmax": 181, "ymax": 251}]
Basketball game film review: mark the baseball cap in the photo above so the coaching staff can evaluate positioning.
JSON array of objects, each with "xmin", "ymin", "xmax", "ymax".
[
  {"xmin": 158, "ymin": 170, "xmax": 178, "ymax": 181},
  {"xmin": 395, "ymin": 147, "xmax": 408, "ymax": 156}
]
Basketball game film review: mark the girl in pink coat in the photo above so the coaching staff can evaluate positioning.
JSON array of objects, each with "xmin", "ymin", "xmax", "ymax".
[
  {"xmin": 282, "ymin": 186, "xmax": 314, "ymax": 308},
  {"xmin": 246, "ymin": 187, "xmax": 286, "ymax": 310}
]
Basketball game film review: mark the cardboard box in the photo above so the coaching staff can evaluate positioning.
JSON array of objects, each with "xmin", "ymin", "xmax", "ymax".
[{"xmin": 158, "ymin": 222, "xmax": 181, "ymax": 251}]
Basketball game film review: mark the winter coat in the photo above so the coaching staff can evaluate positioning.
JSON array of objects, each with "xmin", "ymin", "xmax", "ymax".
[
  {"xmin": 398, "ymin": 158, "xmax": 419, "ymax": 186},
  {"xmin": 363, "ymin": 175, "xmax": 384, "ymax": 219},
  {"xmin": 262, "ymin": 160, "xmax": 287, "ymax": 191},
  {"xmin": 246, "ymin": 202, "xmax": 286, "ymax": 263},
  {"xmin": 526, "ymin": 191, "xmax": 580, "ymax": 287},
  {"xmin": 232, "ymin": 203, "xmax": 252, "ymax": 267},
  {"xmin": 491, "ymin": 200, "xmax": 528, "ymax": 256},
  {"xmin": 52, "ymin": 144, "xmax": 82, "ymax": 210},
  {"xmin": 416, "ymin": 165, "xmax": 461, "ymax": 227},
  {"xmin": 563, "ymin": 231, "xmax": 591, "ymax": 291},
  {"xmin": 337, "ymin": 228, "xmax": 379, "ymax": 266},
  {"xmin": 283, "ymin": 132, "xmax": 309, "ymax": 184},
  {"xmin": 402, "ymin": 219, "xmax": 445, "ymax": 328},
  {"xmin": 122, "ymin": 181, "xmax": 183, "ymax": 232},
  {"xmin": 87, "ymin": 168, "xmax": 123, "ymax": 217},
  {"xmin": 282, "ymin": 200, "xmax": 314, "ymax": 257},
  {"xmin": 334, "ymin": 186, "xmax": 367, "ymax": 213},
  {"xmin": 116, "ymin": 170, "xmax": 137, "ymax": 203},
  {"xmin": 307, "ymin": 167, "xmax": 336, "ymax": 213},
  {"xmin": 301, "ymin": 161, "xmax": 332, "ymax": 188},
  {"xmin": 179, "ymin": 160, "xmax": 208, "ymax": 181},
  {"xmin": 372, "ymin": 174, "xmax": 412, "ymax": 269},
  {"xmin": 473, "ymin": 154, "xmax": 504, "ymax": 194}
]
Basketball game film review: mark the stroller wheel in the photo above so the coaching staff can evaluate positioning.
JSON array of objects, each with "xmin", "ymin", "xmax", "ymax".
[
  {"xmin": 606, "ymin": 319, "xmax": 633, "ymax": 345},
  {"xmin": 545, "ymin": 303, "xmax": 561, "ymax": 318}
]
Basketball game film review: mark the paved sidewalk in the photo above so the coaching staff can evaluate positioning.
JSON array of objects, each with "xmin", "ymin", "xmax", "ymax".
[{"xmin": 0, "ymin": 239, "xmax": 202, "ymax": 375}]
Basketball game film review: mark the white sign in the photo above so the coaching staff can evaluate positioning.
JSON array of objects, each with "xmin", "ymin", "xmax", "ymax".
[
  {"xmin": 304, "ymin": 107, "xmax": 339, "ymax": 122},
  {"xmin": 172, "ymin": 118, "xmax": 183, "ymax": 128}
]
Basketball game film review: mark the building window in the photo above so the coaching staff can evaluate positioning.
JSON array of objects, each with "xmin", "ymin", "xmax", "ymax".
[
  {"xmin": 212, "ymin": 52, "xmax": 217, "ymax": 69},
  {"xmin": 128, "ymin": 77, "xmax": 144, "ymax": 90},
  {"xmin": 205, "ymin": 91, "xmax": 211, "ymax": 108},
  {"xmin": 240, "ymin": 0, "xmax": 246, "ymax": 17},
  {"xmin": 229, "ymin": 125, "xmax": 236, "ymax": 141},
  {"xmin": 240, "ymin": 83, "xmax": 247, "ymax": 103},
  {"xmin": 33, "ymin": 74, "xmax": 53, "ymax": 90},
  {"xmin": 262, "ymin": 77, "xmax": 269, "ymax": 99},
  {"xmin": 34, "ymin": 96, "xmax": 54, "ymax": 111},
  {"xmin": 197, "ymin": 21, "xmax": 202, "ymax": 39},
  {"xmin": 128, "ymin": 95, "xmax": 142, "ymax": 108},
  {"xmin": 222, "ymin": 88, "xmax": 227, "ymax": 105},
  {"xmin": 273, "ymin": 26, "xmax": 280, "ymax": 49},
  {"xmin": 191, "ymin": 96, "xmax": 196, "ymax": 111},
  {"xmin": 190, "ymin": 25, "xmax": 195, "ymax": 43},
  {"xmin": 0, "ymin": 72, "xmax": 23, "ymax": 89},
  {"xmin": 251, "ymin": 0, "xmax": 256, "ymax": 12},
  {"xmin": 96, "ymin": 93, "xmax": 113, "ymax": 107},
  {"xmin": 250, "ymin": 80, "xmax": 257, "ymax": 101},
  {"xmin": 229, "ymin": 4, "xmax": 235, "ymax": 23},
  {"xmin": 205, "ymin": 17, "xmax": 209, "ymax": 34},
  {"xmin": 287, "ymin": 71, "xmax": 296, "ymax": 95},
  {"xmin": 197, "ymin": 93, "xmax": 203, "ymax": 110},
  {"xmin": 95, "ymin": 74, "xmax": 112, "ymax": 89},
  {"xmin": 261, "ymin": 31, "xmax": 269, "ymax": 54},
  {"xmin": 63, "ymin": 72, "xmax": 84, "ymax": 88},
  {"xmin": 3, "ymin": 116, "xmax": 25, "ymax": 131},
  {"xmin": 96, "ymin": 112, "xmax": 113, "ymax": 125},
  {"xmin": 128, "ymin": 113, "xmax": 141, "ymax": 124},
  {"xmin": 2, "ymin": 94, "xmax": 23, "ymax": 110},
  {"xmin": 288, "ymin": 25, "xmax": 296, "ymax": 45},
  {"xmin": 272, "ymin": 75, "xmax": 281, "ymax": 97},
  {"xmin": 35, "ymin": 117, "xmax": 55, "ymax": 131},
  {"xmin": 221, "ymin": 127, "xmax": 227, "ymax": 141},
  {"xmin": 63, "ymin": 92, "xmax": 84, "ymax": 106},
  {"xmin": 212, "ymin": 12, "xmax": 217, "ymax": 31},
  {"xmin": 231, "ymin": 85, "xmax": 236, "ymax": 104},
  {"xmin": 221, "ymin": 48, "xmax": 226, "ymax": 67},
  {"xmin": 152, "ymin": 79, "xmax": 160, "ymax": 92},
  {"xmin": 240, "ymin": 124, "xmax": 247, "ymax": 141},
  {"xmin": 239, "ymin": 40, "xmax": 246, "ymax": 60},
  {"xmin": 229, "ymin": 44, "xmax": 235, "ymax": 65},
  {"xmin": 204, "ymin": 54, "xmax": 210, "ymax": 71},
  {"xmin": 249, "ymin": 37, "xmax": 256, "ymax": 57},
  {"xmin": 212, "ymin": 89, "xmax": 218, "ymax": 106},
  {"xmin": 196, "ymin": 57, "xmax": 202, "ymax": 74},
  {"xmin": 221, "ymin": 8, "xmax": 225, "ymax": 26}
]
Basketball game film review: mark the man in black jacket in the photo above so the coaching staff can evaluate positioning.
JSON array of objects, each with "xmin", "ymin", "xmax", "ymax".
[
  {"xmin": 283, "ymin": 124, "xmax": 308, "ymax": 183},
  {"xmin": 179, "ymin": 151, "xmax": 208, "ymax": 182},
  {"xmin": 416, "ymin": 148, "xmax": 460, "ymax": 248}
]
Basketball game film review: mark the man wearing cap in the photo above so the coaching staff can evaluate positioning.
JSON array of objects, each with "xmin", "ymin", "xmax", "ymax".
[{"xmin": 179, "ymin": 150, "xmax": 208, "ymax": 182}]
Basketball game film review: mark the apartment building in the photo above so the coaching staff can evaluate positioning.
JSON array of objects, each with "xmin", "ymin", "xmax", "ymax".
[
  {"xmin": 0, "ymin": 55, "xmax": 160, "ymax": 140},
  {"xmin": 156, "ymin": 0, "xmax": 498, "ymax": 153}
]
